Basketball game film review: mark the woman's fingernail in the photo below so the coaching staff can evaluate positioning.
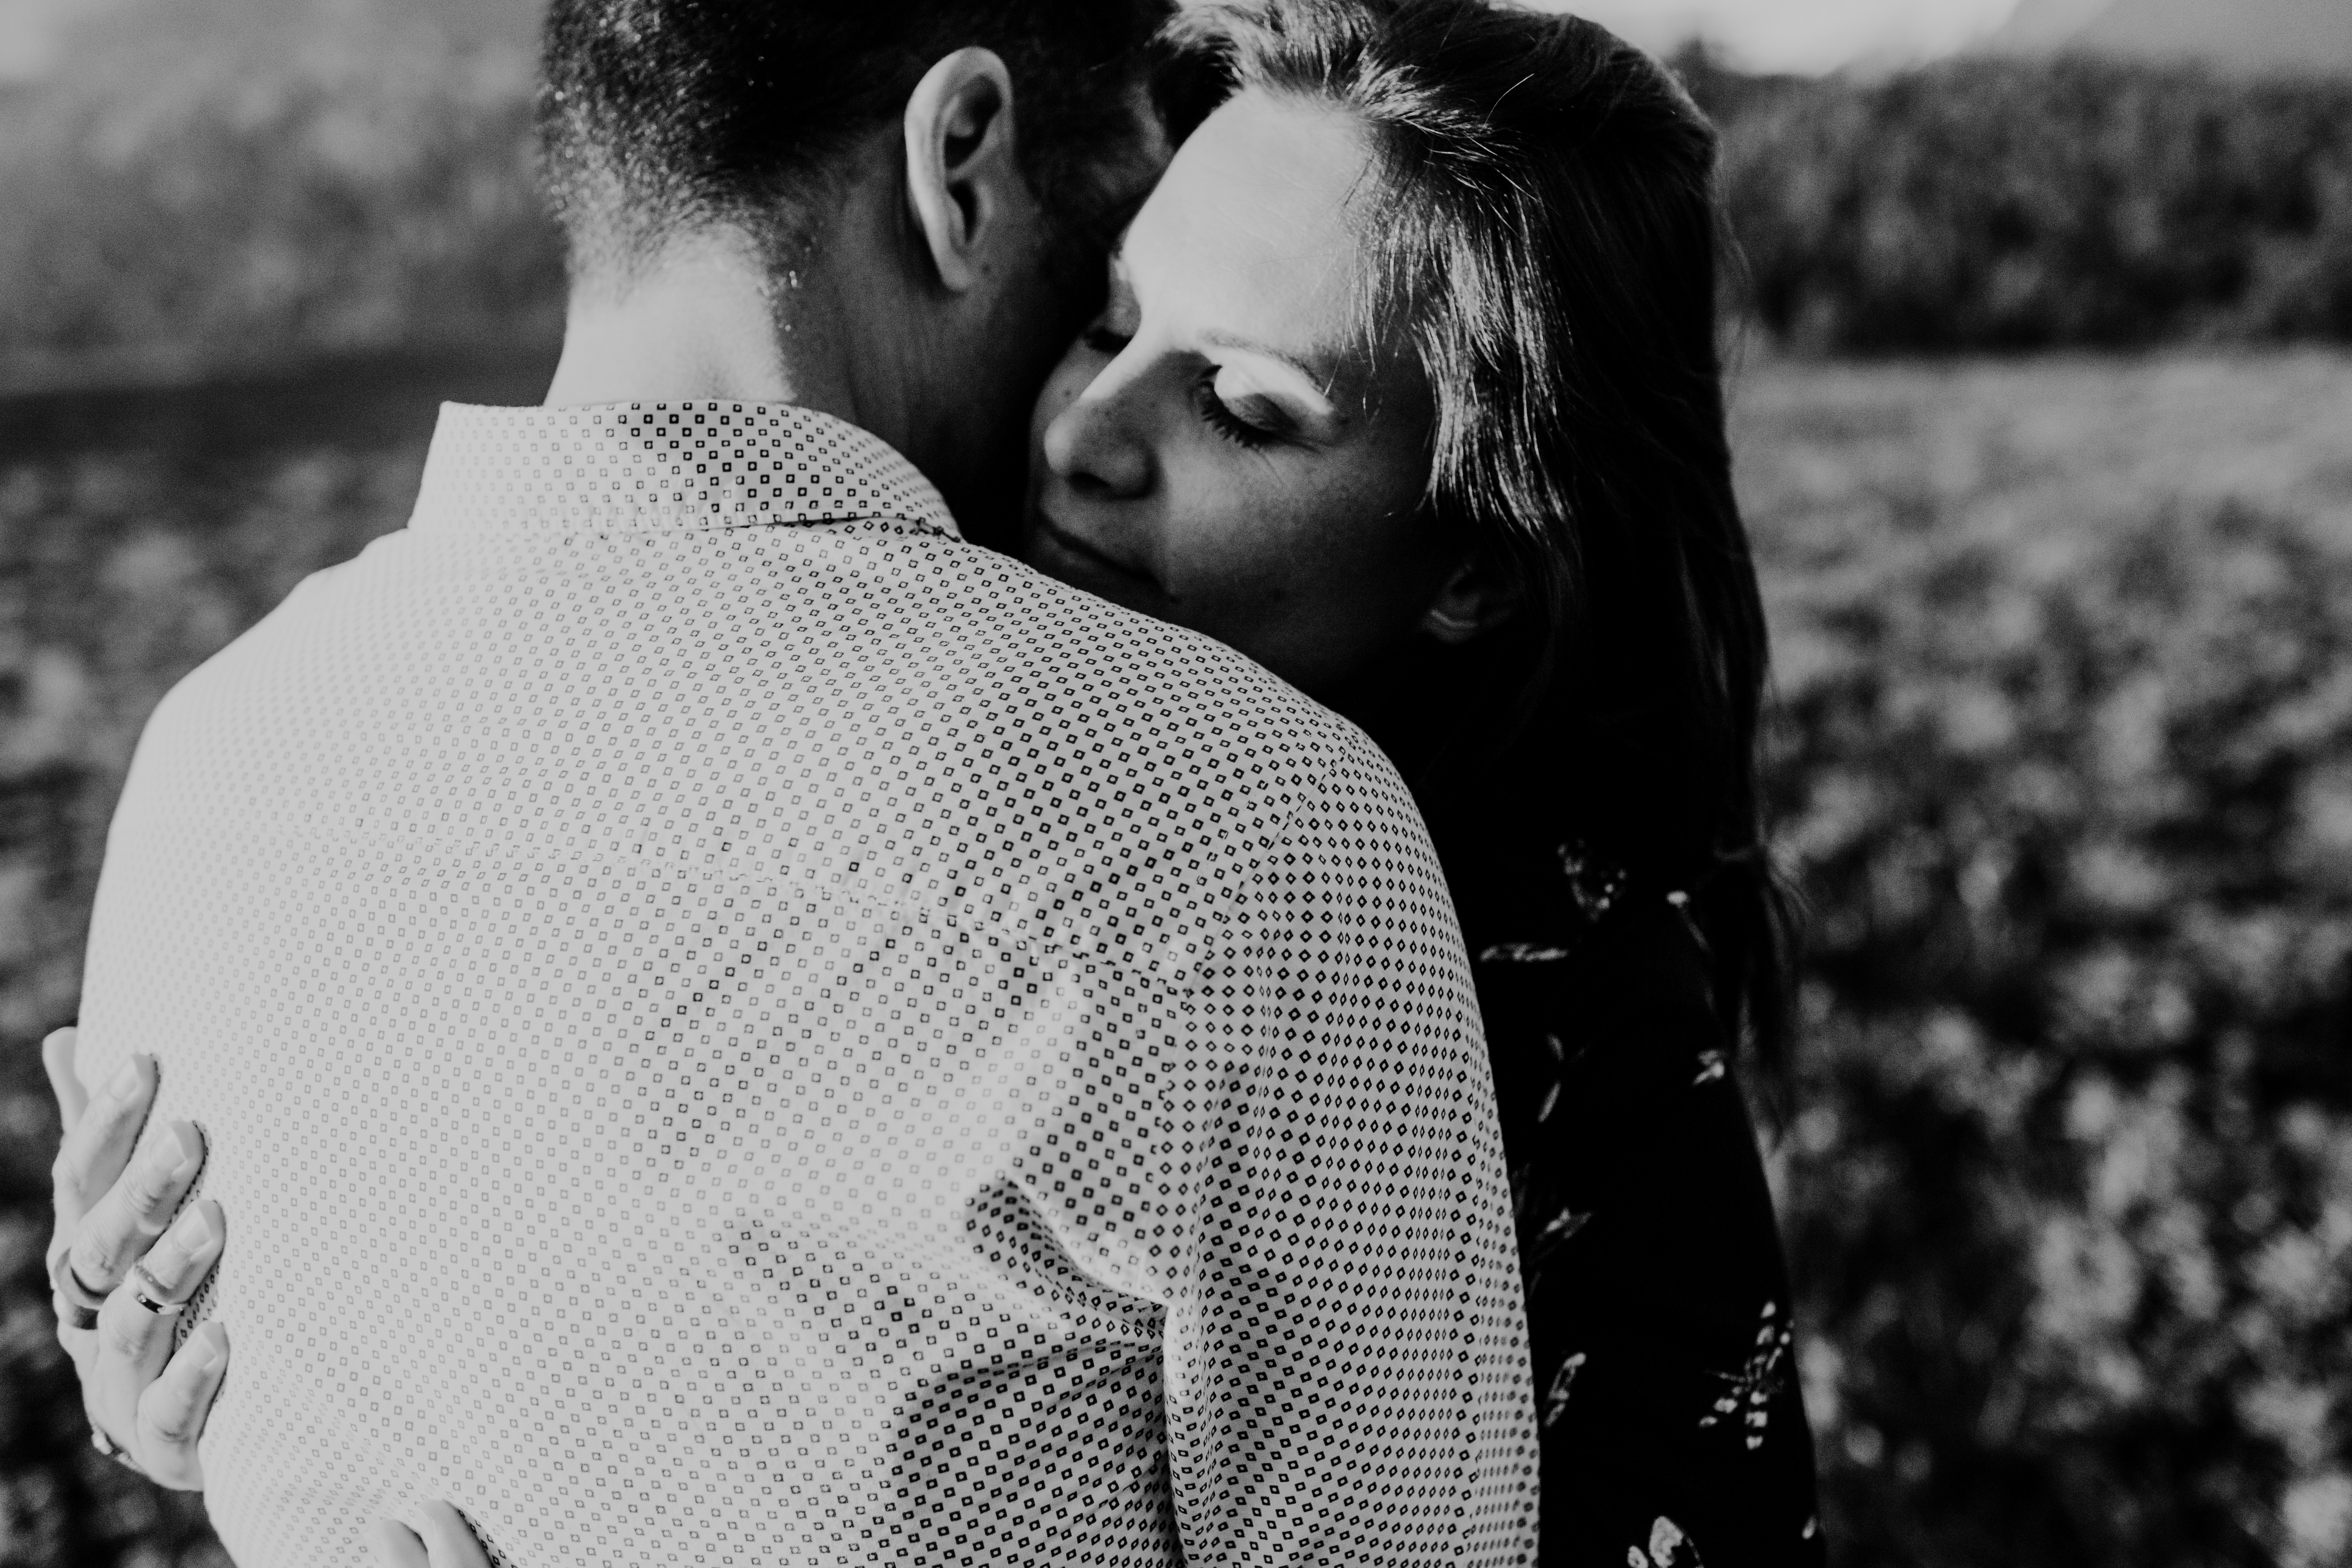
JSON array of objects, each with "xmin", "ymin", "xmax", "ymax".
[
  {"xmin": 169, "ymin": 1203, "xmax": 217, "ymax": 1252},
  {"xmin": 106, "ymin": 1059, "xmax": 143, "ymax": 1101},
  {"xmin": 145, "ymin": 1122, "xmax": 203, "ymax": 1183},
  {"xmin": 185, "ymin": 1323, "xmax": 227, "ymax": 1371}
]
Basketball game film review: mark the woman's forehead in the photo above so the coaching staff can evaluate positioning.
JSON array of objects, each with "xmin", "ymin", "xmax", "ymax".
[{"xmin": 1124, "ymin": 88, "xmax": 1389, "ymax": 386}]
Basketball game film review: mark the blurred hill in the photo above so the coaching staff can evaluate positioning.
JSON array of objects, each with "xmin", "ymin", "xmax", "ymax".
[
  {"xmin": 0, "ymin": 0, "xmax": 562, "ymax": 392},
  {"xmin": 7, "ymin": 0, "xmax": 2352, "ymax": 385},
  {"xmin": 1996, "ymin": 0, "xmax": 2352, "ymax": 76},
  {"xmin": 1685, "ymin": 51, "xmax": 2352, "ymax": 351}
]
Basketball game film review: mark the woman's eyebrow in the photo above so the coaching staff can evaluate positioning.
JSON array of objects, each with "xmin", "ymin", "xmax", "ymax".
[{"xmin": 1198, "ymin": 330, "xmax": 1338, "ymax": 399}]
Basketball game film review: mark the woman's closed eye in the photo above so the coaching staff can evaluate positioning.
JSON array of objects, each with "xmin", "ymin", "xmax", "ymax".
[{"xmin": 1196, "ymin": 366, "xmax": 1292, "ymax": 449}]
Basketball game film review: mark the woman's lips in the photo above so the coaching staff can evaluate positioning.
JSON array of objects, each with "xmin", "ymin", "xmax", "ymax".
[{"xmin": 1025, "ymin": 508, "xmax": 1166, "ymax": 606}]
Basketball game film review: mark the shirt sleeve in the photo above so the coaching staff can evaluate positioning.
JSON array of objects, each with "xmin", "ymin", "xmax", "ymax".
[{"xmin": 1164, "ymin": 731, "xmax": 1540, "ymax": 1568}]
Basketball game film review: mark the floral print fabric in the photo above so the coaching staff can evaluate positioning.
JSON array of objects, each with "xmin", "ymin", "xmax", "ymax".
[{"xmin": 1467, "ymin": 840, "xmax": 1827, "ymax": 1567}]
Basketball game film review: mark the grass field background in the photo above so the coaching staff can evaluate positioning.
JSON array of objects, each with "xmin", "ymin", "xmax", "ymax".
[
  {"xmin": 0, "ymin": 349, "xmax": 2346, "ymax": 1566},
  {"xmin": 1738, "ymin": 350, "xmax": 2352, "ymax": 1566}
]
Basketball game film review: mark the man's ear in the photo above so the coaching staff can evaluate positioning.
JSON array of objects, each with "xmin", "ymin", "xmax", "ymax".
[
  {"xmin": 904, "ymin": 47, "xmax": 1023, "ymax": 295},
  {"xmin": 1418, "ymin": 555, "xmax": 1520, "ymax": 645}
]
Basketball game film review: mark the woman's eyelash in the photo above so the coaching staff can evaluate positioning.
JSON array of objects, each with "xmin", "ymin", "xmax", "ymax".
[
  {"xmin": 1195, "ymin": 372, "xmax": 1278, "ymax": 449},
  {"xmin": 1075, "ymin": 328, "xmax": 1281, "ymax": 448}
]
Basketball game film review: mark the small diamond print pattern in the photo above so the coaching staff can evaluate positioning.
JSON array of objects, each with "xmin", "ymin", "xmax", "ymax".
[
  {"xmin": 409, "ymin": 402, "xmax": 958, "ymax": 534},
  {"xmin": 77, "ymin": 403, "xmax": 1538, "ymax": 1568}
]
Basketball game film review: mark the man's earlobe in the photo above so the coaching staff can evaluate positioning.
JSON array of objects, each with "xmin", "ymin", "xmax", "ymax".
[
  {"xmin": 1419, "ymin": 557, "xmax": 1519, "ymax": 645},
  {"xmin": 904, "ymin": 47, "xmax": 1021, "ymax": 295}
]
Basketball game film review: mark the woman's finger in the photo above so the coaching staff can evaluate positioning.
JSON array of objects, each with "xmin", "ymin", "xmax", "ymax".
[
  {"xmin": 68, "ymin": 1120, "xmax": 206, "ymax": 1296},
  {"xmin": 415, "ymin": 1501, "xmax": 495, "ymax": 1568},
  {"xmin": 363, "ymin": 1519, "xmax": 431, "ymax": 1568},
  {"xmin": 49, "ymin": 1053, "xmax": 156, "ymax": 1238},
  {"xmin": 132, "ymin": 1319, "xmax": 228, "ymax": 1490},
  {"xmin": 91, "ymin": 1198, "xmax": 223, "ymax": 1455},
  {"xmin": 49, "ymin": 1051, "xmax": 162, "ymax": 1343},
  {"xmin": 42, "ymin": 1028, "xmax": 88, "ymax": 1130}
]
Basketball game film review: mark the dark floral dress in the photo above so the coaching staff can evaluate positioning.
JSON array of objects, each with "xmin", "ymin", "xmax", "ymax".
[{"xmin": 1464, "ymin": 839, "xmax": 1827, "ymax": 1568}]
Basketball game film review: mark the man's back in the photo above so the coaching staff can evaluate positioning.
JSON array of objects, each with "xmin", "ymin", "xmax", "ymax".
[{"xmin": 77, "ymin": 403, "xmax": 1535, "ymax": 1567}]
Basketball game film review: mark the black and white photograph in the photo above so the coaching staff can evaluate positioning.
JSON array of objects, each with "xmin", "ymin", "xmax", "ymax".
[{"xmin": 0, "ymin": 0, "xmax": 2347, "ymax": 1564}]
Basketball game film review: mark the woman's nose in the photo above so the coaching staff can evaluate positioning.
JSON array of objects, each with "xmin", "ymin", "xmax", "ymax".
[{"xmin": 1042, "ymin": 382, "xmax": 1152, "ymax": 500}]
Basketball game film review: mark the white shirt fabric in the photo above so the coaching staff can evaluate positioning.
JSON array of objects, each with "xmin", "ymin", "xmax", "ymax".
[{"xmin": 77, "ymin": 402, "xmax": 1538, "ymax": 1568}]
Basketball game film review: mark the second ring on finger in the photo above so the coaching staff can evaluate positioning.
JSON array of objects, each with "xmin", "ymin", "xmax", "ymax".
[
  {"xmin": 49, "ymin": 1242, "xmax": 109, "ymax": 1332},
  {"xmin": 99, "ymin": 1201, "xmax": 222, "ymax": 1363},
  {"xmin": 70, "ymin": 1121, "xmax": 205, "ymax": 1293},
  {"xmin": 128, "ymin": 1200, "xmax": 221, "ymax": 1310},
  {"xmin": 91, "ymin": 1198, "xmax": 224, "ymax": 1458}
]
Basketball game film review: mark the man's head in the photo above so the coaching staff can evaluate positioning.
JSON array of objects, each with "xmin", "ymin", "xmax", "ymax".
[{"xmin": 537, "ymin": 0, "xmax": 1173, "ymax": 543}]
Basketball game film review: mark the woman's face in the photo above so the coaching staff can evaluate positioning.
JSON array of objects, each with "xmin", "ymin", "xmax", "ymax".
[{"xmin": 1020, "ymin": 89, "xmax": 1452, "ymax": 698}]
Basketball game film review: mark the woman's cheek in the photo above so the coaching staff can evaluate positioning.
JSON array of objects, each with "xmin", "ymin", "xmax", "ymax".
[
  {"xmin": 1184, "ymin": 480, "xmax": 1321, "ymax": 616},
  {"xmin": 1031, "ymin": 357, "xmax": 1090, "ymax": 446}
]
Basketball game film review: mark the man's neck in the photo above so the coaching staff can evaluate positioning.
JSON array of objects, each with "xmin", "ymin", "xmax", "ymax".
[{"xmin": 541, "ymin": 230, "xmax": 906, "ymax": 445}]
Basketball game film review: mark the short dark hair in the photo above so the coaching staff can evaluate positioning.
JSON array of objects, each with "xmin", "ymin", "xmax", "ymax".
[
  {"xmin": 538, "ymin": 0, "xmax": 1172, "ymax": 286},
  {"xmin": 1161, "ymin": 0, "xmax": 1797, "ymax": 1075}
]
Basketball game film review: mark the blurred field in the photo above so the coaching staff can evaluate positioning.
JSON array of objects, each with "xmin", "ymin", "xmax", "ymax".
[
  {"xmin": 1737, "ymin": 350, "xmax": 2352, "ymax": 1567},
  {"xmin": 0, "ymin": 349, "xmax": 2347, "ymax": 1566}
]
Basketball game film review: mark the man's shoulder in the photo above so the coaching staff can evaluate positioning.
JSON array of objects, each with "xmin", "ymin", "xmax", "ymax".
[
  {"xmin": 938, "ymin": 543, "xmax": 1408, "ymax": 822},
  {"xmin": 117, "ymin": 515, "xmax": 1422, "ymax": 897},
  {"xmin": 142, "ymin": 523, "xmax": 425, "ymax": 717}
]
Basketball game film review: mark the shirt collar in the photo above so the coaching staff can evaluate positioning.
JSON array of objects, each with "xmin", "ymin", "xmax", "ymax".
[{"xmin": 409, "ymin": 401, "xmax": 960, "ymax": 540}]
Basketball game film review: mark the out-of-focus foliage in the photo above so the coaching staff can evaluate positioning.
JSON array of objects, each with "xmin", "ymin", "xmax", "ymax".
[
  {"xmin": 0, "ymin": 0, "xmax": 562, "ymax": 390},
  {"xmin": 2, "ymin": 353, "xmax": 2347, "ymax": 1566},
  {"xmin": 1686, "ymin": 54, "xmax": 2352, "ymax": 351},
  {"xmin": 7, "ymin": 11, "xmax": 2352, "ymax": 380},
  {"xmin": 1737, "ymin": 352, "xmax": 2352, "ymax": 1567}
]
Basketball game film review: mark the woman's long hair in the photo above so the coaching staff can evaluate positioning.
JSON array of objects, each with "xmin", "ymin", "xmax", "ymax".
[{"xmin": 1155, "ymin": 0, "xmax": 1797, "ymax": 1074}]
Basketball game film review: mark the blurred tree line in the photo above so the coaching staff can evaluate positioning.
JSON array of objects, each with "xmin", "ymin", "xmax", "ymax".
[
  {"xmin": 1686, "ymin": 52, "xmax": 2352, "ymax": 350},
  {"xmin": 8, "ymin": 15, "xmax": 2352, "ymax": 383}
]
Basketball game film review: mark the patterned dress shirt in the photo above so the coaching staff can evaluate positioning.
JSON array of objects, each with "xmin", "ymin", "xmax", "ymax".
[{"xmin": 75, "ymin": 403, "xmax": 1538, "ymax": 1568}]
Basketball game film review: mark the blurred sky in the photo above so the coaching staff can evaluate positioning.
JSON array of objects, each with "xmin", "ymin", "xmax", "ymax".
[
  {"xmin": 0, "ymin": 0, "xmax": 2039, "ymax": 82},
  {"xmin": 1535, "ymin": 0, "xmax": 2030, "ymax": 72},
  {"xmin": 0, "ymin": 0, "xmax": 96, "ymax": 80},
  {"xmin": 12, "ymin": 0, "xmax": 2339, "ymax": 87},
  {"xmin": 0, "ymin": 0, "xmax": 122, "ymax": 80}
]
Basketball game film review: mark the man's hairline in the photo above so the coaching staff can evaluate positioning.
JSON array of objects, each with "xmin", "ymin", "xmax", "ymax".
[
  {"xmin": 551, "ymin": 52, "xmax": 1172, "ymax": 305},
  {"xmin": 552, "ymin": 126, "xmax": 885, "ymax": 303}
]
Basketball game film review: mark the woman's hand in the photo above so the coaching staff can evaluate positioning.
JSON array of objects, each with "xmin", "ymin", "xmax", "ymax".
[
  {"xmin": 43, "ymin": 1027, "xmax": 234, "ymax": 1488},
  {"xmin": 365, "ymin": 1501, "xmax": 495, "ymax": 1568}
]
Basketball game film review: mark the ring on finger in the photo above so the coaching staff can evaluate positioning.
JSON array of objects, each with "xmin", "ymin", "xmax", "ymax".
[
  {"xmin": 49, "ymin": 1248, "xmax": 107, "ymax": 1330},
  {"xmin": 90, "ymin": 1424, "xmax": 146, "ymax": 1475},
  {"xmin": 126, "ymin": 1259, "xmax": 190, "ymax": 1319}
]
